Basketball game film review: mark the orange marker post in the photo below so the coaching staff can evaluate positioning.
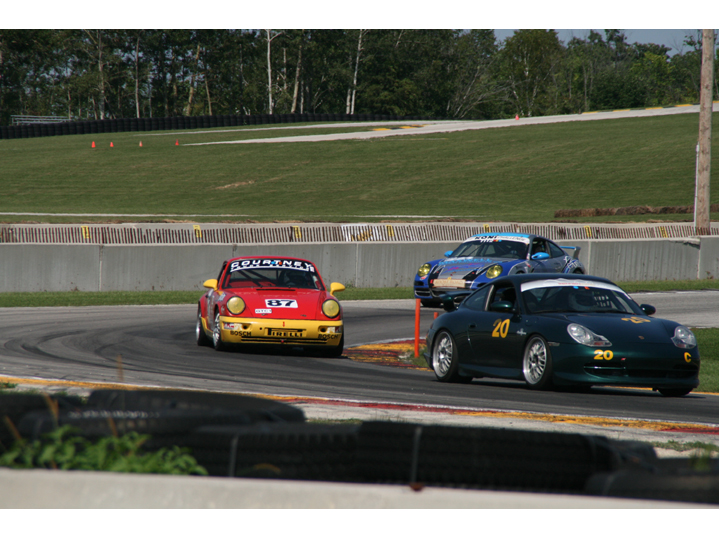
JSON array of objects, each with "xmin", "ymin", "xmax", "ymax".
[{"xmin": 175, "ymin": 139, "xmax": 179, "ymax": 146}]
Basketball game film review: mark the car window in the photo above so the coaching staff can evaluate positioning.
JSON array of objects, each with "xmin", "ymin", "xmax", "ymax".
[
  {"xmin": 221, "ymin": 260, "xmax": 322, "ymax": 290},
  {"xmin": 462, "ymin": 286, "xmax": 491, "ymax": 311},
  {"xmin": 489, "ymin": 284, "xmax": 517, "ymax": 307},
  {"xmin": 217, "ymin": 261, "xmax": 227, "ymax": 282},
  {"xmin": 522, "ymin": 284, "xmax": 640, "ymax": 314},
  {"xmin": 547, "ymin": 241, "xmax": 566, "ymax": 259},
  {"xmin": 530, "ymin": 238, "xmax": 548, "ymax": 256},
  {"xmin": 452, "ymin": 240, "xmax": 527, "ymax": 259}
]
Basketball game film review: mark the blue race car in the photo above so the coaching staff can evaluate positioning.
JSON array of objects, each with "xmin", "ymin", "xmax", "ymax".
[{"xmin": 414, "ymin": 233, "xmax": 585, "ymax": 307}]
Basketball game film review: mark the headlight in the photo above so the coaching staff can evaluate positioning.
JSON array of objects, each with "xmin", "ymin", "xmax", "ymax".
[
  {"xmin": 485, "ymin": 265, "xmax": 503, "ymax": 279},
  {"xmin": 322, "ymin": 299, "xmax": 341, "ymax": 318},
  {"xmin": 226, "ymin": 296, "xmax": 245, "ymax": 315},
  {"xmin": 418, "ymin": 263, "xmax": 431, "ymax": 277},
  {"xmin": 567, "ymin": 323, "xmax": 611, "ymax": 347},
  {"xmin": 671, "ymin": 325, "xmax": 696, "ymax": 348}
]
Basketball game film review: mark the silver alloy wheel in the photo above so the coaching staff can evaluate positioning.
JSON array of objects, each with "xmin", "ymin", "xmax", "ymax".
[
  {"xmin": 523, "ymin": 337, "xmax": 547, "ymax": 385},
  {"xmin": 433, "ymin": 332, "xmax": 454, "ymax": 378},
  {"xmin": 213, "ymin": 311, "xmax": 222, "ymax": 348}
]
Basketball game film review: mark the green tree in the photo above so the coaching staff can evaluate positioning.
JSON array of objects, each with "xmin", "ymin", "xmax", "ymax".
[{"xmin": 499, "ymin": 29, "xmax": 564, "ymax": 117}]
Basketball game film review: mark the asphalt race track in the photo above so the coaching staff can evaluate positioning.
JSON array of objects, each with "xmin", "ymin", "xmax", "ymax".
[{"xmin": 1, "ymin": 290, "xmax": 718, "ymax": 427}]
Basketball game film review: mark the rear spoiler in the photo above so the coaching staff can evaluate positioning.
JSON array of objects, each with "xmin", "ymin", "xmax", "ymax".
[{"xmin": 560, "ymin": 246, "xmax": 582, "ymax": 260}]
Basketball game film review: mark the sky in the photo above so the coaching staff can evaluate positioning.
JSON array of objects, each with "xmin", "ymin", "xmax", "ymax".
[
  {"xmin": 5, "ymin": 0, "xmax": 718, "ymax": 54},
  {"xmin": 494, "ymin": 29, "xmax": 700, "ymax": 56}
]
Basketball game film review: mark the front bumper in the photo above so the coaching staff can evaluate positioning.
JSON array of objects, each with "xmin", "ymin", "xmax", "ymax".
[
  {"xmin": 552, "ymin": 343, "xmax": 701, "ymax": 389},
  {"xmin": 217, "ymin": 316, "xmax": 343, "ymax": 346}
]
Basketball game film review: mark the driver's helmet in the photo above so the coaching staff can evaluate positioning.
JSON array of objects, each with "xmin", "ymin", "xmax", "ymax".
[{"xmin": 568, "ymin": 289, "xmax": 595, "ymax": 311}]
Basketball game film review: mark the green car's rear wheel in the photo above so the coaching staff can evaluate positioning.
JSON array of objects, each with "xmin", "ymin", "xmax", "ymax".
[
  {"xmin": 432, "ymin": 330, "xmax": 471, "ymax": 383},
  {"xmin": 523, "ymin": 335, "xmax": 553, "ymax": 390}
]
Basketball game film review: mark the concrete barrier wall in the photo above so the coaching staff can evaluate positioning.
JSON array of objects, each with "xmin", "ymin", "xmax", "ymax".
[{"xmin": 0, "ymin": 238, "xmax": 716, "ymax": 292}]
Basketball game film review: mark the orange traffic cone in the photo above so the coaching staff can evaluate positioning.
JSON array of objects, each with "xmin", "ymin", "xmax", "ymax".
[
  {"xmin": 515, "ymin": 114, "xmax": 519, "ymax": 120},
  {"xmin": 110, "ymin": 142, "xmax": 114, "ymax": 147},
  {"xmin": 139, "ymin": 141, "xmax": 143, "ymax": 147},
  {"xmin": 175, "ymin": 139, "xmax": 179, "ymax": 146},
  {"xmin": 91, "ymin": 141, "xmax": 95, "ymax": 148}
]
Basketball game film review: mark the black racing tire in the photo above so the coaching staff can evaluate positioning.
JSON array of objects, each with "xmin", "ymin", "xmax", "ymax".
[
  {"xmin": 420, "ymin": 299, "xmax": 442, "ymax": 308},
  {"xmin": 196, "ymin": 308, "xmax": 211, "ymax": 347},
  {"xmin": 522, "ymin": 335, "xmax": 554, "ymax": 390},
  {"xmin": 657, "ymin": 387, "xmax": 692, "ymax": 398},
  {"xmin": 325, "ymin": 334, "xmax": 345, "ymax": 357},
  {"xmin": 431, "ymin": 330, "xmax": 471, "ymax": 383},
  {"xmin": 212, "ymin": 310, "xmax": 226, "ymax": 351}
]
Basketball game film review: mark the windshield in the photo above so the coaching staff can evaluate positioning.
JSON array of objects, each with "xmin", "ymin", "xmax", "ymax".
[
  {"xmin": 450, "ymin": 239, "xmax": 528, "ymax": 259},
  {"xmin": 521, "ymin": 282, "xmax": 641, "ymax": 315},
  {"xmin": 222, "ymin": 259, "xmax": 322, "ymax": 290}
]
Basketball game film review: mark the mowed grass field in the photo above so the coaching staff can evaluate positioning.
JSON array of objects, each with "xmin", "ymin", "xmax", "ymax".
[{"xmin": 1, "ymin": 113, "xmax": 718, "ymax": 223}]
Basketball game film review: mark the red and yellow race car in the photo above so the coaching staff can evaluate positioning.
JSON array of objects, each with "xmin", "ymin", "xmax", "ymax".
[{"xmin": 196, "ymin": 256, "xmax": 345, "ymax": 356}]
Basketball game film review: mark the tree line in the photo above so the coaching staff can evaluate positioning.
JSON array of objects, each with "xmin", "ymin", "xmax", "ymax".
[{"xmin": 0, "ymin": 29, "xmax": 716, "ymax": 126}]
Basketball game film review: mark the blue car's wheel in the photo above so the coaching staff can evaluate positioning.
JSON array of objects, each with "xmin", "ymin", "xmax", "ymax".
[
  {"xmin": 523, "ymin": 335, "xmax": 553, "ymax": 390},
  {"xmin": 432, "ymin": 330, "xmax": 471, "ymax": 383}
]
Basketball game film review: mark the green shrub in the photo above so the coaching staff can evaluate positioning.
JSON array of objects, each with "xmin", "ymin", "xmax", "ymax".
[{"xmin": 0, "ymin": 424, "xmax": 207, "ymax": 475}]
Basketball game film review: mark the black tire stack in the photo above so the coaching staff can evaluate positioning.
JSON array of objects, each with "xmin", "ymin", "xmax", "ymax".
[{"xmin": 2, "ymin": 389, "xmax": 718, "ymax": 504}]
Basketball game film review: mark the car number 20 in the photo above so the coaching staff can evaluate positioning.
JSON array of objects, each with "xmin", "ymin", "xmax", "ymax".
[{"xmin": 265, "ymin": 299, "xmax": 298, "ymax": 308}]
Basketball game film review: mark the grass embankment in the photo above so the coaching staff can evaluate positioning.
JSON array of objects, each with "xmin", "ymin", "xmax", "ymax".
[{"xmin": 1, "ymin": 114, "xmax": 718, "ymax": 223}]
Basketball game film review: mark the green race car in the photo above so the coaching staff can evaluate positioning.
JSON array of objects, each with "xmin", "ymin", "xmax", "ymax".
[{"xmin": 425, "ymin": 274, "xmax": 700, "ymax": 397}]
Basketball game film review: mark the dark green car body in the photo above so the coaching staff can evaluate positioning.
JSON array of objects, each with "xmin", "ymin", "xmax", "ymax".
[{"xmin": 424, "ymin": 274, "xmax": 700, "ymax": 397}]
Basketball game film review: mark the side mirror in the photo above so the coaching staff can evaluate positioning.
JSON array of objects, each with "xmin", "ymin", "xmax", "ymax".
[
  {"xmin": 531, "ymin": 252, "xmax": 550, "ymax": 260},
  {"xmin": 330, "ymin": 282, "xmax": 346, "ymax": 296},
  {"xmin": 640, "ymin": 304, "xmax": 656, "ymax": 316},
  {"xmin": 444, "ymin": 250, "xmax": 454, "ymax": 257},
  {"xmin": 203, "ymin": 279, "xmax": 218, "ymax": 290},
  {"xmin": 490, "ymin": 301, "xmax": 514, "ymax": 313},
  {"xmin": 441, "ymin": 295, "xmax": 457, "ymax": 312}
]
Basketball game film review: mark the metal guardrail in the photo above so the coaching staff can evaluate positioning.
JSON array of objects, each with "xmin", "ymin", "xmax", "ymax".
[
  {"xmin": 11, "ymin": 115, "xmax": 71, "ymax": 125},
  {"xmin": 0, "ymin": 222, "xmax": 715, "ymax": 245}
]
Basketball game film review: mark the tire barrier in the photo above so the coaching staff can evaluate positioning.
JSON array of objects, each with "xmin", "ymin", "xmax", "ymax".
[
  {"xmin": 85, "ymin": 389, "xmax": 306, "ymax": 424},
  {"xmin": 0, "ymin": 113, "xmax": 433, "ymax": 140},
  {"xmin": 0, "ymin": 394, "xmax": 85, "ymax": 450},
  {"xmin": 2, "ymin": 391, "xmax": 718, "ymax": 504},
  {"xmin": 353, "ymin": 421, "xmax": 625, "ymax": 493},
  {"xmin": 585, "ymin": 469, "xmax": 719, "ymax": 505}
]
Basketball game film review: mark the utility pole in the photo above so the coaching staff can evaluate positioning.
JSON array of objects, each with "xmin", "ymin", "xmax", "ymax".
[{"xmin": 695, "ymin": 29, "xmax": 714, "ymax": 235}]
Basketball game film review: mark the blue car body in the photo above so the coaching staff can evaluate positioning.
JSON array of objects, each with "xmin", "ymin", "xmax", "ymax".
[{"xmin": 414, "ymin": 233, "xmax": 585, "ymax": 306}]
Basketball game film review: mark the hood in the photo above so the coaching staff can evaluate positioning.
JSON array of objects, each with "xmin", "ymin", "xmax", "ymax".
[
  {"xmin": 543, "ymin": 312, "xmax": 675, "ymax": 344},
  {"xmin": 436, "ymin": 257, "xmax": 515, "ymax": 278}
]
